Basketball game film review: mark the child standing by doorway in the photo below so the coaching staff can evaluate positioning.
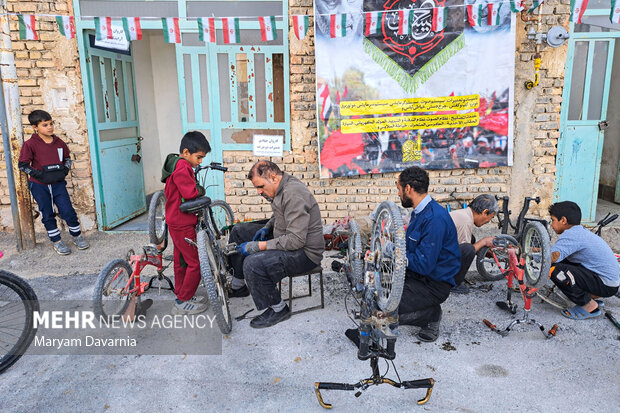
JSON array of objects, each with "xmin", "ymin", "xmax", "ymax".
[{"xmin": 18, "ymin": 110, "xmax": 89, "ymax": 255}]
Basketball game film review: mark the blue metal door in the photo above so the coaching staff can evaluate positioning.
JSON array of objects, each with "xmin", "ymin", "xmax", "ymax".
[
  {"xmin": 83, "ymin": 34, "xmax": 146, "ymax": 229},
  {"xmin": 555, "ymin": 37, "xmax": 616, "ymax": 223}
]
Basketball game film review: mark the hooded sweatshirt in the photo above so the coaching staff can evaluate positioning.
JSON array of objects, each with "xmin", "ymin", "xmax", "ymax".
[{"xmin": 161, "ymin": 154, "xmax": 200, "ymax": 228}]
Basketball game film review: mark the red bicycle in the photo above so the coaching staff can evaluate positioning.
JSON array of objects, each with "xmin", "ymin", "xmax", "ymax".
[{"xmin": 482, "ymin": 234, "xmax": 558, "ymax": 339}]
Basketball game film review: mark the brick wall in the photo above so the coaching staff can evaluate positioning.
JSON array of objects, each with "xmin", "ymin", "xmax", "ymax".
[
  {"xmin": 0, "ymin": 0, "xmax": 96, "ymax": 231},
  {"xmin": 222, "ymin": 1, "xmax": 569, "ymax": 224}
]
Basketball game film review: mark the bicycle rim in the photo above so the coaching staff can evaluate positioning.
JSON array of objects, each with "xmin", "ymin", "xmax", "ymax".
[
  {"xmin": 148, "ymin": 191, "xmax": 167, "ymax": 245},
  {"xmin": 0, "ymin": 271, "xmax": 39, "ymax": 374},
  {"xmin": 522, "ymin": 221, "xmax": 551, "ymax": 287},
  {"xmin": 370, "ymin": 201, "xmax": 406, "ymax": 313},
  {"xmin": 93, "ymin": 259, "xmax": 134, "ymax": 318},
  {"xmin": 197, "ymin": 230, "xmax": 232, "ymax": 334},
  {"xmin": 347, "ymin": 219, "xmax": 364, "ymax": 286},
  {"xmin": 209, "ymin": 200, "xmax": 235, "ymax": 243}
]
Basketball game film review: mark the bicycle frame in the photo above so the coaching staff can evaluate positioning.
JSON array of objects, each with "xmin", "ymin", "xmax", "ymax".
[
  {"xmin": 107, "ymin": 250, "xmax": 164, "ymax": 298},
  {"xmin": 483, "ymin": 241, "xmax": 558, "ymax": 339},
  {"xmin": 497, "ymin": 196, "xmax": 546, "ymax": 237}
]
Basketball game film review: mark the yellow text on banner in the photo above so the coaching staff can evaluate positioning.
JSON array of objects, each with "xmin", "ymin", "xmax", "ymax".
[
  {"xmin": 340, "ymin": 94, "xmax": 480, "ymax": 116},
  {"xmin": 341, "ymin": 112, "xmax": 480, "ymax": 134}
]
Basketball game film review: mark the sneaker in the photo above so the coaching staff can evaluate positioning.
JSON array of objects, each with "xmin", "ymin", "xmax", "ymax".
[
  {"xmin": 190, "ymin": 295, "xmax": 208, "ymax": 304},
  {"xmin": 73, "ymin": 235, "xmax": 89, "ymax": 250},
  {"xmin": 229, "ymin": 285, "xmax": 250, "ymax": 298},
  {"xmin": 53, "ymin": 240, "xmax": 71, "ymax": 255},
  {"xmin": 451, "ymin": 283, "xmax": 470, "ymax": 295},
  {"xmin": 171, "ymin": 300, "xmax": 208, "ymax": 315},
  {"xmin": 250, "ymin": 305, "xmax": 291, "ymax": 329},
  {"xmin": 416, "ymin": 308, "xmax": 442, "ymax": 342}
]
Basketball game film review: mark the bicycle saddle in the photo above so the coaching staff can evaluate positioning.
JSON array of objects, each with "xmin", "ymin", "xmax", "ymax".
[{"xmin": 180, "ymin": 196, "xmax": 212, "ymax": 214}]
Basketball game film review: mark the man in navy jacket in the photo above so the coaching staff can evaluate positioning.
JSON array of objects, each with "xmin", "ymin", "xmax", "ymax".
[{"xmin": 397, "ymin": 166, "xmax": 461, "ymax": 342}]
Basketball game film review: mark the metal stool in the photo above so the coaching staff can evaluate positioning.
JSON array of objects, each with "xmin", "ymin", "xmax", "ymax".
[{"xmin": 278, "ymin": 266, "xmax": 325, "ymax": 314}]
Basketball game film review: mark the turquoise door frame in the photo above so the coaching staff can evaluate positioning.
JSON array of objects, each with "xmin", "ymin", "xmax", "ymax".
[
  {"xmin": 74, "ymin": 3, "xmax": 147, "ymax": 230},
  {"xmin": 555, "ymin": 10, "xmax": 620, "ymax": 223}
]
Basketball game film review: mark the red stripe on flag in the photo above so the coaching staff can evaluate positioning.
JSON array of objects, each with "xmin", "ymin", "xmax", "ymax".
[
  {"xmin": 330, "ymin": 14, "xmax": 336, "ymax": 38},
  {"xmin": 134, "ymin": 17, "xmax": 142, "ymax": 40},
  {"xmin": 223, "ymin": 18, "xmax": 230, "ymax": 43},
  {"xmin": 259, "ymin": 17, "xmax": 266, "ymax": 41},
  {"xmin": 173, "ymin": 18, "xmax": 181, "ymax": 43},
  {"xmin": 365, "ymin": 12, "xmax": 371, "ymax": 36},
  {"xmin": 70, "ymin": 16, "xmax": 76, "ymax": 39},
  {"xmin": 106, "ymin": 17, "xmax": 112, "ymax": 39},
  {"xmin": 30, "ymin": 15, "xmax": 39, "ymax": 40},
  {"xmin": 209, "ymin": 18, "xmax": 216, "ymax": 42},
  {"xmin": 398, "ymin": 10, "xmax": 404, "ymax": 34}
]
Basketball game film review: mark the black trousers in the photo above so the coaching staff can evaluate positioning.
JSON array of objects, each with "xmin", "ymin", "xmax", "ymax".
[
  {"xmin": 550, "ymin": 262, "xmax": 619, "ymax": 306},
  {"xmin": 228, "ymin": 220, "xmax": 317, "ymax": 310},
  {"xmin": 398, "ymin": 270, "xmax": 452, "ymax": 326},
  {"xmin": 454, "ymin": 243, "xmax": 476, "ymax": 286}
]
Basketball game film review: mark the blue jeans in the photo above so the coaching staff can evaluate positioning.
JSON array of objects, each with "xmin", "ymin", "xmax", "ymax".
[{"xmin": 29, "ymin": 180, "xmax": 80, "ymax": 242}]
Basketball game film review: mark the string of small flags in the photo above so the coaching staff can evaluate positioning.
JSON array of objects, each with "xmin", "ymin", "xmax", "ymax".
[{"xmin": 13, "ymin": 1, "xmax": 620, "ymax": 43}]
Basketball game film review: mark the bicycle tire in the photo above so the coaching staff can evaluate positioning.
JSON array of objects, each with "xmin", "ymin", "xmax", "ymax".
[
  {"xmin": 148, "ymin": 190, "xmax": 167, "ymax": 246},
  {"xmin": 93, "ymin": 259, "xmax": 134, "ymax": 319},
  {"xmin": 370, "ymin": 201, "xmax": 406, "ymax": 313},
  {"xmin": 476, "ymin": 246, "xmax": 509, "ymax": 281},
  {"xmin": 0, "ymin": 270, "xmax": 39, "ymax": 374},
  {"xmin": 208, "ymin": 200, "xmax": 235, "ymax": 243},
  {"xmin": 521, "ymin": 221, "xmax": 551, "ymax": 288},
  {"xmin": 347, "ymin": 218, "xmax": 364, "ymax": 287},
  {"xmin": 197, "ymin": 229, "xmax": 232, "ymax": 334}
]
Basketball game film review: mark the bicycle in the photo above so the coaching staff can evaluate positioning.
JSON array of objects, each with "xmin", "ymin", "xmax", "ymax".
[
  {"xmin": 481, "ymin": 234, "xmax": 558, "ymax": 339},
  {"xmin": 0, "ymin": 270, "xmax": 39, "ymax": 374},
  {"xmin": 315, "ymin": 201, "xmax": 434, "ymax": 408},
  {"xmin": 476, "ymin": 196, "xmax": 550, "ymax": 282},
  {"xmin": 536, "ymin": 212, "xmax": 619, "ymax": 309},
  {"xmin": 94, "ymin": 162, "xmax": 236, "ymax": 334}
]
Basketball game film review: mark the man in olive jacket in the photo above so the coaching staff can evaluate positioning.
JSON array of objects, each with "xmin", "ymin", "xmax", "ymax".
[{"xmin": 230, "ymin": 161, "xmax": 324, "ymax": 328}]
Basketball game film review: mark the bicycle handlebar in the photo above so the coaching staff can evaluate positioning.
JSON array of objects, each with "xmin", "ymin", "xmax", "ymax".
[
  {"xmin": 492, "ymin": 234, "xmax": 519, "ymax": 248},
  {"xmin": 195, "ymin": 162, "xmax": 228, "ymax": 174}
]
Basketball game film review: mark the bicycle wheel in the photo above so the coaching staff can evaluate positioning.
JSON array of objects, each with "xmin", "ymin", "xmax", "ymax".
[
  {"xmin": 476, "ymin": 246, "xmax": 509, "ymax": 281},
  {"xmin": 0, "ymin": 271, "xmax": 39, "ymax": 374},
  {"xmin": 346, "ymin": 218, "xmax": 364, "ymax": 287},
  {"xmin": 197, "ymin": 229, "xmax": 232, "ymax": 334},
  {"xmin": 521, "ymin": 221, "xmax": 551, "ymax": 287},
  {"xmin": 370, "ymin": 201, "xmax": 406, "ymax": 313},
  {"xmin": 93, "ymin": 259, "xmax": 134, "ymax": 319},
  {"xmin": 148, "ymin": 190, "xmax": 167, "ymax": 246},
  {"xmin": 208, "ymin": 200, "xmax": 235, "ymax": 243}
]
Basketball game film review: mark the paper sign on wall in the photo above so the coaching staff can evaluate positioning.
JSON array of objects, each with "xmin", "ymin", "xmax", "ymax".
[
  {"xmin": 253, "ymin": 135, "xmax": 283, "ymax": 157},
  {"xmin": 94, "ymin": 25, "xmax": 130, "ymax": 51}
]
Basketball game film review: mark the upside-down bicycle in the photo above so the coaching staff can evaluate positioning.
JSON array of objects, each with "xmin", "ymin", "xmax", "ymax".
[
  {"xmin": 481, "ymin": 233, "xmax": 559, "ymax": 339},
  {"xmin": 476, "ymin": 195, "xmax": 550, "ymax": 282},
  {"xmin": 93, "ymin": 162, "xmax": 236, "ymax": 334},
  {"xmin": 315, "ymin": 201, "xmax": 435, "ymax": 408}
]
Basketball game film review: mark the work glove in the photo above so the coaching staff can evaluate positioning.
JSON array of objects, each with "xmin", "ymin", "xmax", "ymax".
[
  {"xmin": 236, "ymin": 241, "xmax": 260, "ymax": 257},
  {"xmin": 252, "ymin": 227, "xmax": 271, "ymax": 241}
]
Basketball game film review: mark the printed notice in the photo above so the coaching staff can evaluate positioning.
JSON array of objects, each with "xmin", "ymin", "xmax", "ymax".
[
  {"xmin": 341, "ymin": 112, "xmax": 479, "ymax": 134},
  {"xmin": 253, "ymin": 135, "xmax": 283, "ymax": 157},
  {"xmin": 340, "ymin": 95, "xmax": 480, "ymax": 116},
  {"xmin": 94, "ymin": 25, "xmax": 130, "ymax": 51}
]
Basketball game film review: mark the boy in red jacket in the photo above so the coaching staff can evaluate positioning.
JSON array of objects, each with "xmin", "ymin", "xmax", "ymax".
[
  {"xmin": 161, "ymin": 131, "xmax": 211, "ymax": 315},
  {"xmin": 18, "ymin": 110, "xmax": 89, "ymax": 255}
]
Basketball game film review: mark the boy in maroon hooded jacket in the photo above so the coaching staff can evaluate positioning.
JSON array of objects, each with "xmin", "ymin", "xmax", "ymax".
[{"xmin": 160, "ymin": 131, "xmax": 211, "ymax": 315}]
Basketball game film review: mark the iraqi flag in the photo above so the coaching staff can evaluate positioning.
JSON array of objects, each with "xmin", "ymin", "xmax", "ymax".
[
  {"xmin": 198, "ymin": 17, "xmax": 216, "ymax": 43},
  {"xmin": 611, "ymin": 0, "xmax": 620, "ymax": 24},
  {"xmin": 292, "ymin": 15, "xmax": 309, "ymax": 40},
  {"xmin": 364, "ymin": 11, "xmax": 383, "ymax": 36},
  {"xmin": 222, "ymin": 18, "xmax": 240, "ymax": 44},
  {"xmin": 431, "ymin": 7, "xmax": 448, "ymax": 32},
  {"xmin": 570, "ymin": 0, "xmax": 589, "ymax": 23},
  {"xmin": 398, "ymin": 10, "xmax": 413, "ymax": 35},
  {"xmin": 18, "ymin": 14, "xmax": 38, "ymax": 40},
  {"xmin": 466, "ymin": 4, "xmax": 483, "ymax": 27},
  {"xmin": 55, "ymin": 15, "xmax": 75, "ymax": 39},
  {"xmin": 122, "ymin": 17, "xmax": 142, "ymax": 41},
  {"xmin": 259, "ymin": 16, "xmax": 277, "ymax": 41},
  {"xmin": 487, "ymin": 3, "xmax": 502, "ymax": 26},
  {"xmin": 162, "ymin": 17, "xmax": 181, "ymax": 43},
  {"xmin": 318, "ymin": 84, "xmax": 332, "ymax": 123},
  {"xmin": 330, "ymin": 14, "xmax": 347, "ymax": 38},
  {"xmin": 94, "ymin": 17, "xmax": 113, "ymax": 40}
]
